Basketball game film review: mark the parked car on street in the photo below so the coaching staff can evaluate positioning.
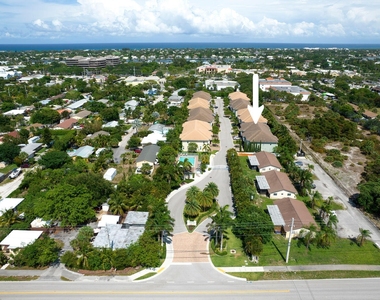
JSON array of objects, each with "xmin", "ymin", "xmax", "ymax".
[{"xmin": 9, "ymin": 168, "xmax": 22, "ymax": 179}]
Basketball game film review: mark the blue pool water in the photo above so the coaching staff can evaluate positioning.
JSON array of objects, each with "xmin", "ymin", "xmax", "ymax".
[{"xmin": 179, "ymin": 156, "xmax": 196, "ymax": 166}]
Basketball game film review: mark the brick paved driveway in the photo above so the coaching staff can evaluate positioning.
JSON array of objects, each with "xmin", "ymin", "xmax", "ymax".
[{"xmin": 172, "ymin": 232, "xmax": 209, "ymax": 263}]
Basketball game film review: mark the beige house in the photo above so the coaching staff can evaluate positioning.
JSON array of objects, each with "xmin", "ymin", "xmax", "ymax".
[
  {"xmin": 188, "ymin": 97, "xmax": 210, "ymax": 109},
  {"xmin": 230, "ymin": 98, "xmax": 250, "ymax": 112},
  {"xmin": 193, "ymin": 91, "xmax": 211, "ymax": 101},
  {"xmin": 237, "ymin": 108, "xmax": 268, "ymax": 124},
  {"xmin": 240, "ymin": 122, "xmax": 278, "ymax": 152},
  {"xmin": 256, "ymin": 170, "xmax": 297, "ymax": 199},
  {"xmin": 188, "ymin": 107, "xmax": 214, "ymax": 124},
  {"xmin": 180, "ymin": 120, "xmax": 212, "ymax": 152},
  {"xmin": 229, "ymin": 91, "xmax": 250, "ymax": 102},
  {"xmin": 273, "ymin": 198, "xmax": 317, "ymax": 238}
]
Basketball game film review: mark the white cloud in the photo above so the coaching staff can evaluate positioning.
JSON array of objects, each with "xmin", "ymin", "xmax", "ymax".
[{"xmin": 0, "ymin": 0, "xmax": 379, "ymax": 42}]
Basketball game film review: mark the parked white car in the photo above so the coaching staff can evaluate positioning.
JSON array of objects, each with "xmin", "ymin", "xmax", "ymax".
[{"xmin": 9, "ymin": 168, "xmax": 22, "ymax": 179}]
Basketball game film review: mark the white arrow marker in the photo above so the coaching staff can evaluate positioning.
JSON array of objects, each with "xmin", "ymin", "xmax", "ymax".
[{"xmin": 247, "ymin": 73, "xmax": 264, "ymax": 124}]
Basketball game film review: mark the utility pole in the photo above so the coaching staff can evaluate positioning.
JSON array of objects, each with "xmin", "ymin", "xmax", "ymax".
[{"xmin": 285, "ymin": 218, "xmax": 294, "ymax": 263}]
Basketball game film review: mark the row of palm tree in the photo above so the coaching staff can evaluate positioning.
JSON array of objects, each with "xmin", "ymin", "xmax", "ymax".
[{"xmin": 184, "ymin": 182, "xmax": 219, "ymax": 218}]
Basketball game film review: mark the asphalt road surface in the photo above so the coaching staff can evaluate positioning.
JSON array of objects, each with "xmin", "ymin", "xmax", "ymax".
[
  {"xmin": 1, "ymin": 277, "xmax": 380, "ymax": 299},
  {"xmin": 300, "ymin": 157, "xmax": 380, "ymax": 244}
]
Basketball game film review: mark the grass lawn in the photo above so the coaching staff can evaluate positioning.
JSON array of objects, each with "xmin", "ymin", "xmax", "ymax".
[
  {"xmin": 0, "ymin": 163, "xmax": 17, "ymax": 173},
  {"xmin": 228, "ymin": 270, "xmax": 380, "ymax": 281},
  {"xmin": 134, "ymin": 272, "xmax": 157, "ymax": 280},
  {"xmin": 0, "ymin": 276, "xmax": 38, "ymax": 281},
  {"xmin": 211, "ymin": 230, "xmax": 380, "ymax": 267}
]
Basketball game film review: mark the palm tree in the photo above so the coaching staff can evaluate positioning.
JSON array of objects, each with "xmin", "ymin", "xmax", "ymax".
[
  {"xmin": 300, "ymin": 223, "xmax": 317, "ymax": 252},
  {"xmin": 357, "ymin": 228, "xmax": 372, "ymax": 246},
  {"xmin": 108, "ymin": 193, "xmax": 128, "ymax": 215},
  {"xmin": 186, "ymin": 186, "xmax": 201, "ymax": 201},
  {"xmin": 150, "ymin": 207, "xmax": 174, "ymax": 246},
  {"xmin": 0, "ymin": 209, "xmax": 21, "ymax": 227},
  {"xmin": 197, "ymin": 191, "xmax": 214, "ymax": 211},
  {"xmin": 297, "ymin": 168, "xmax": 314, "ymax": 196},
  {"xmin": 202, "ymin": 143, "xmax": 211, "ymax": 153},
  {"xmin": 316, "ymin": 227, "xmax": 336, "ymax": 248},
  {"xmin": 326, "ymin": 214, "xmax": 338, "ymax": 230},
  {"xmin": 184, "ymin": 198, "xmax": 201, "ymax": 218},
  {"xmin": 178, "ymin": 158, "xmax": 193, "ymax": 179},
  {"xmin": 204, "ymin": 182, "xmax": 219, "ymax": 199},
  {"xmin": 207, "ymin": 205, "xmax": 233, "ymax": 251},
  {"xmin": 133, "ymin": 119, "xmax": 142, "ymax": 133},
  {"xmin": 310, "ymin": 190, "xmax": 323, "ymax": 210}
]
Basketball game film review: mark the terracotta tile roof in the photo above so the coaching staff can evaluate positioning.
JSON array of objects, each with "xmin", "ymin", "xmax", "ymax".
[
  {"xmin": 230, "ymin": 99, "xmax": 250, "ymax": 111},
  {"xmin": 240, "ymin": 122, "xmax": 276, "ymax": 143},
  {"xmin": 193, "ymin": 91, "xmax": 211, "ymax": 101},
  {"xmin": 237, "ymin": 109, "xmax": 268, "ymax": 124},
  {"xmin": 180, "ymin": 120, "xmax": 212, "ymax": 141},
  {"xmin": 253, "ymin": 151, "xmax": 282, "ymax": 169},
  {"xmin": 264, "ymin": 170, "xmax": 297, "ymax": 195},
  {"xmin": 274, "ymin": 198, "xmax": 317, "ymax": 230},
  {"xmin": 229, "ymin": 91, "xmax": 250, "ymax": 101},
  {"xmin": 7, "ymin": 131, "xmax": 20, "ymax": 139},
  {"xmin": 187, "ymin": 107, "xmax": 214, "ymax": 123},
  {"xmin": 188, "ymin": 97, "xmax": 210, "ymax": 109}
]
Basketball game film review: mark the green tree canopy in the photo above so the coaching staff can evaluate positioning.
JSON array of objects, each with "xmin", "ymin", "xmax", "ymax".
[
  {"xmin": 0, "ymin": 142, "xmax": 20, "ymax": 164},
  {"xmin": 39, "ymin": 150, "xmax": 72, "ymax": 169}
]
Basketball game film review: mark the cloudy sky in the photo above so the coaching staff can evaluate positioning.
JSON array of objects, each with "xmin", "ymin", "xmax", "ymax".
[{"xmin": 0, "ymin": 0, "xmax": 379, "ymax": 44}]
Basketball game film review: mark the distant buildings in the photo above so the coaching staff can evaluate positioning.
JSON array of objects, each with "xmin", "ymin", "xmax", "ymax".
[{"xmin": 65, "ymin": 55, "xmax": 120, "ymax": 68}]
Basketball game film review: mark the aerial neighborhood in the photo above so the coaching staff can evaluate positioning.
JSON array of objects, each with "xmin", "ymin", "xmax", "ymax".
[{"xmin": 1, "ymin": 46, "xmax": 380, "ymax": 281}]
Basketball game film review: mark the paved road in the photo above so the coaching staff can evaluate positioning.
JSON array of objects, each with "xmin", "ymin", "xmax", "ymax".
[
  {"xmin": 112, "ymin": 127, "xmax": 136, "ymax": 163},
  {"xmin": 1, "ymin": 278, "xmax": 380, "ymax": 299},
  {"xmin": 300, "ymin": 157, "xmax": 380, "ymax": 244},
  {"xmin": 0, "ymin": 172, "xmax": 25, "ymax": 199},
  {"xmin": 167, "ymin": 97, "xmax": 235, "ymax": 234}
]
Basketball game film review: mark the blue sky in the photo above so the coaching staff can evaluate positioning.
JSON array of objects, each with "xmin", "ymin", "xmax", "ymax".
[{"xmin": 0, "ymin": 0, "xmax": 379, "ymax": 44}]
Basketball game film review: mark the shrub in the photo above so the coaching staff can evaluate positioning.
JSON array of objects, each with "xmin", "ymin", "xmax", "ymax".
[{"xmin": 332, "ymin": 161, "xmax": 343, "ymax": 168}]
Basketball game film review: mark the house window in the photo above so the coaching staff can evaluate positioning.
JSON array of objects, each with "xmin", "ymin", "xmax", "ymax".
[
  {"xmin": 273, "ymin": 193, "xmax": 277, "ymax": 196},
  {"xmin": 281, "ymin": 193, "xmax": 284, "ymax": 195},
  {"xmin": 287, "ymin": 193, "xmax": 291, "ymax": 196}
]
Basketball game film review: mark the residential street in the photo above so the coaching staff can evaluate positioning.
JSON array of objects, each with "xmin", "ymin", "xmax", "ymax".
[{"xmin": 0, "ymin": 172, "xmax": 25, "ymax": 199}]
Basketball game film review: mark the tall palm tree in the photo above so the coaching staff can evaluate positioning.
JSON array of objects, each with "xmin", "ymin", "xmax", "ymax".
[
  {"xmin": 202, "ymin": 143, "xmax": 211, "ymax": 153},
  {"xmin": 310, "ymin": 190, "xmax": 323, "ymax": 210},
  {"xmin": 108, "ymin": 193, "xmax": 128, "ymax": 215},
  {"xmin": 184, "ymin": 198, "xmax": 201, "ymax": 218},
  {"xmin": 178, "ymin": 158, "xmax": 193, "ymax": 179},
  {"xmin": 316, "ymin": 226, "xmax": 336, "ymax": 248},
  {"xmin": 357, "ymin": 228, "xmax": 372, "ymax": 246},
  {"xmin": 197, "ymin": 191, "xmax": 213, "ymax": 211},
  {"xmin": 207, "ymin": 205, "xmax": 233, "ymax": 251},
  {"xmin": 326, "ymin": 214, "xmax": 338, "ymax": 230},
  {"xmin": 0, "ymin": 209, "xmax": 21, "ymax": 227},
  {"xmin": 297, "ymin": 168, "xmax": 313, "ymax": 196},
  {"xmin": 204, "ymin": 182, "xmax": 219, "ymax": 199},
  {"xmin": 150, "ymin": 207, "xmax": 174, "ymax": 246}
]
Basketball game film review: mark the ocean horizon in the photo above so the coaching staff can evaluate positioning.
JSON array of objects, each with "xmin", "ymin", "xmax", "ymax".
[{"xmin": 0, "ymin": 42, "xmax": 380, "ymax": 52}]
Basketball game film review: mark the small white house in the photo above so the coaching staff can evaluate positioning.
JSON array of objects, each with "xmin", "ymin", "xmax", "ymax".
[
  {"xmin": 0, "ymin": 230, "xmax": 43, "ymax": 255},
  {"xmin": 103, "ymin": 168, "xmax": 117, "ymax": 181}
]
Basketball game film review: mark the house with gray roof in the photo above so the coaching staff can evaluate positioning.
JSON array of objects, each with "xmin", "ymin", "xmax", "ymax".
[
  {"xmin": 68, "ymin": 145, "xmax": 94, "ymax": 159},
  {"xmin": 136, "ymin": 145, "xmax": 160, "ymax": 169},
  {"xmin": 92, "ymin": 211, "xmax": 148, "ymax": 250}
]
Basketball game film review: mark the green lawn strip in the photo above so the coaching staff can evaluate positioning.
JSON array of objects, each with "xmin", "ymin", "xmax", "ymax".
[
  {"xmin": 211, "ymin": 230, "xmax": 380, "ymax": 267},
  {"xmin": 228, "ymin": 270, "xmax": 380, "ymax": 281},
  {"xmin": 0, "ymin": 276, "xmax": 38, "ymax": 281},
  {"xmin": 134, "ymin": 272, "xmax": 157, "ymax": 280},
  {"xmin": 0, "ymin": 163, "xmax": 17, "ymax": 173}
]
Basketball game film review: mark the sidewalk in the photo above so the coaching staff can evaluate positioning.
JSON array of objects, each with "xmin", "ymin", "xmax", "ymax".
[{"xmin": 219, "ymin": 265, "xmax": 380, "ymax": 273}]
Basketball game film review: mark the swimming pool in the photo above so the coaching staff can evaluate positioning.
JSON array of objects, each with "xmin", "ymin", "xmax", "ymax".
[{"xmin": 179, "ymin": 155, "xmax": 196, "ymax": 166}]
